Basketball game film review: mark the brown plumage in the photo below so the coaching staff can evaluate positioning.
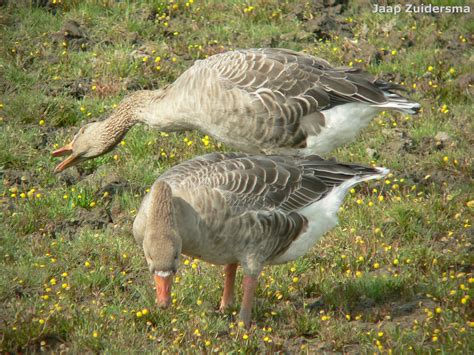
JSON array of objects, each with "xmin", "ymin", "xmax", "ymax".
[
  {"xmin": 133, "ymin": 152, "xmax": 389, "ymax": 327},
  {"xmin": 52, "ymin": 48, "xmax": 420, "ymax": 172}
]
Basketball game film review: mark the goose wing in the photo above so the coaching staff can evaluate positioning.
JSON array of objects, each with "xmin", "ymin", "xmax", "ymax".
[
  {"xmin": 206, "ymin": 153, "xmax": 379, "ymax": 213},
  {"xmin": 160, "ymin": 152, "xmax": 376, "ymax": 213},
  {"xmin": 189, "ymin": 48, "xmax": 390, "ymax": 146},
  {"xmin": 159, "ymin": 153, "xmax": 380, "ymax": 263}
]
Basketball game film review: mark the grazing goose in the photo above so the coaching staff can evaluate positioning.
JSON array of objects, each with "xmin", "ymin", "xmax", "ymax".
[
  {"xmin": 52, "ymin": 48, "xmax": 420, "ymax": 172},
  {"xmin": 133, "ymin": 152, "xmax": 389, "ymax": 327}
]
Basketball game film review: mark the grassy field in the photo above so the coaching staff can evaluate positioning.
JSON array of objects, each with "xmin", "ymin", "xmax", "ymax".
[{"xmin": 1, "ymin": 0, "xmax": 473, "ymax": 353}]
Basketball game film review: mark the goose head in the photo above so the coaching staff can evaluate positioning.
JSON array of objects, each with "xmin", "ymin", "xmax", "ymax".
[
  {"xmin": 140, "ymin": 181, "xmax": 182, "ymax": 308},
  {"xmin": 144, "ymin": 234, "xmax": 181, "ymax": 308},
  {"xmin": 52, "ymin": 91, "xmax": 157, "ymax": 173},
  {"xmin": 52, "ymin": 121, "xmax": 120, "ymax": 173}
]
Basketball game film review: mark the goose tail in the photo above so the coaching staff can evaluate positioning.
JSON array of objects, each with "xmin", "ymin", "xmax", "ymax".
[
  {"xmin": 374, "ymin": 80, "xmax": 421, "ymax": 114},
  {"xmin": 349, "ymin": 166, "xmax": 390, "ymax": 186},
  {"xmin": 378, "ymin": 93, "xmax": 421, "ymax": 114}
]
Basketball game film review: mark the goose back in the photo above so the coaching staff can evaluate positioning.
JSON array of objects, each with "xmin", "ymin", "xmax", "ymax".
[{"xmin": 160, "ymin": 48, "xmax": 419, "ymax": 153}]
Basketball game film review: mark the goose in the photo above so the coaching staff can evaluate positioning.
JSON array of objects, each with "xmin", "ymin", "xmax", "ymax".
[
  {"xmin": 132, "ymin": 152, "xmax": 389, "ymax": 327},
  {"xmin": 52, "ymin": 48, "xmax": 420, "ymax": 172}
]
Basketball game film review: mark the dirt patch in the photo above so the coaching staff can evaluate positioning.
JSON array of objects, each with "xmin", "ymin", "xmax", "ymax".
[
  {"xmin": 70, "ymin": 207, "xmax": 112, "ymax": 229},
  {"xmin": 54, "ymin": 167, "xmax": 82, "ymax": 186},
  {"xmin": 304, "ymin": 14, "xmax": 353, "ymax": 40},
  {"xmin": 285, "ymin": 297, "xmax": 432, "ymax": 353},
  {"xmin": 76, "ymin": 171, "xmax": 131, "ymax": 196},
  {"xmin": 50, "ymin": 78, "xmax": 91, "ymax": 99},
  {"xmin": 3, "ymin": 169, "xmax": 41, "ymax": 188},
  {"xmin": 376, "ymin": 128, "xmax": 471, "ymax": 188},
  {"xmin": 80, "ymin": 171, "xmax": 137, "ymax": 224},
  {"xmin": 27, "ymin": 334, "xmax": 67, "ymax": 354},
  {"xmin": 456, "ymin": 73, "xmax": 474, "ymax": 96},
  {"xmin": 292, "ymin": 0, "xmax": 349, "ymax": 19},
  {"xmin": 34, "ymin": 208, "xmax": 112, "ymax": 239},
  {"xmin": 380, "ymin": 298, "xmax": 434, "ymax": 328},
  {"xmin": 309, "ymin": 288, "xmax": 433, "ymax": 323},
  {"xmin": 48, "ymin": 77, "xmax": 124, "ymax": 100},
  {"xmin": 0, "ymin": 197, "xmax": 15, "ymax": 218},
  {"xmin": 402, "ymin": 165, "xmax": 462, "ymax": 189},
  {"xmin": 282, "ymin": 0, "xmax": 352, "ymax": 42},
  {"xmin": 381, "ymin": 129, "xmax": 415, "ymax": 156},
  {"xmin": 40, "ymin": 206, "xmax": 113, "ymax": 240},
  {"xmin": 51, "ymin": 20, "xmax": 89, "ymax": 50}
]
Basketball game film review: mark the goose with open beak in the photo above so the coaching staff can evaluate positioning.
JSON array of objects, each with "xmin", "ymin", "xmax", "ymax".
[
  {"xmin": 52, "ymin": 48, "xmax": 420, "ymax": 172},
  {"xmin": 52, "ymin": 120, "xmax": 124, "ymax": 173}
]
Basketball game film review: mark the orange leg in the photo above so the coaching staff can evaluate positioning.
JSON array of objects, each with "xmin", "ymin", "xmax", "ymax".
[
  {"xmin": 219, "ymin": 263, "xmax": 238, "ymax": 311},
  {"xmin": 239, "ymin": 274, "xmax": 259, "ymax": 328}
]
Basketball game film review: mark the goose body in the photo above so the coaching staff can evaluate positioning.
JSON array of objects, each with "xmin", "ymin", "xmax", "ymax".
[
  {"xmin": 133, "ymin": 152, "xmax": 388, "ymax": 326},
  {"xmin": 53, "ymin": 48, "xmax": 420, "ymax": 172}
]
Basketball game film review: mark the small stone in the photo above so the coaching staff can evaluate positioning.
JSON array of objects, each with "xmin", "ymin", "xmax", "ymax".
[
  {"xmin": 434, "ymin": 131, "xmax": 452, "ymax": 150},
  {"xmin": 434, "ymin": 131, "xmax": 451, "ymax": 143},
  {"xmin": 366, "ymin": 147, "xmax": 377, "ymax": 159}
]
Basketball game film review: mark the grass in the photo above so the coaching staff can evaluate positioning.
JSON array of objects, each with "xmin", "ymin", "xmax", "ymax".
[{"xmin": 1, "ymin": 0, "xmax": 473, "ymax": 353}]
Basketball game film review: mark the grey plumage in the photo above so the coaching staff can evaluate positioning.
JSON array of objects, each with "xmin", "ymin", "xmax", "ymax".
[
  {"xmin": 133, "ymin": 153, "xmax": 389, "ymax": 326},
  {"xmin": 53, "ymin": 48, "xmax": 420, "ymax": 172},
  {"xmin": 182, "ymin": 48, "xmax": 420, "ymax": 150}
]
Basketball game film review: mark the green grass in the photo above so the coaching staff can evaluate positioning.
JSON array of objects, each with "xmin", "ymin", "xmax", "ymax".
[{"xmin": 1, "ymin": 0, "xmax": 473, "ymax": 353}]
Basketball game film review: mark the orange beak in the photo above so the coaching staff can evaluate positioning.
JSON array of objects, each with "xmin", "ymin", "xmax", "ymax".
[
  {"xmin": 52, "ymin": 143, "xmax": 80, "ymax": 173},
  {"xmin": 154, "ymin": 274, "xmax": 173, "ymax": 308},
  {"xmin": 52, "ymin": 143, "xmax": 73, "ymax": 157}
]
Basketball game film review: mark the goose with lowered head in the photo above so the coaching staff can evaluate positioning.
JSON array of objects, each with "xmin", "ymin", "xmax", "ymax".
[
  {"xmin": 52, "ymin": 48, "xmax": 419, "ymax": 172},
  {"xmin": 132, "ymin": 152, "xmax": 389, "ymax": 327}
]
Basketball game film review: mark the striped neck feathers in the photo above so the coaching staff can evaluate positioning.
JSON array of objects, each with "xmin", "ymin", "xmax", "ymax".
[
  {"xmin": 104, "ymin": 87, "xmax": 175, "ymax": 139},
  {"xmin": 143, "ymin": 181, "xmax": 181, "ymax": 275}
]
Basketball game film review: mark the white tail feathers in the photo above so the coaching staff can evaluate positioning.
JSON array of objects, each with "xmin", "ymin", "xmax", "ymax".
[
  {"xmin": 335, "ymin": 166, "xmax": 390, "ymax": 195},
  {"xmin": 375, "ymin": 166, "xmax": 390, "ymax": 177},
  {"xmin": 366, "ymin": 166, "xmax": 390, "ymax": 181},
  {"xmin": 352, "ymin": 166, "xmax": 390, "ymax": 185},
  {"xmin": 376, "ymin": 101, "xmax": 421, "ymax": 114},
  {"xmin": 377, "ymin": 93, "xmax": 421, "ymax": 114}
]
